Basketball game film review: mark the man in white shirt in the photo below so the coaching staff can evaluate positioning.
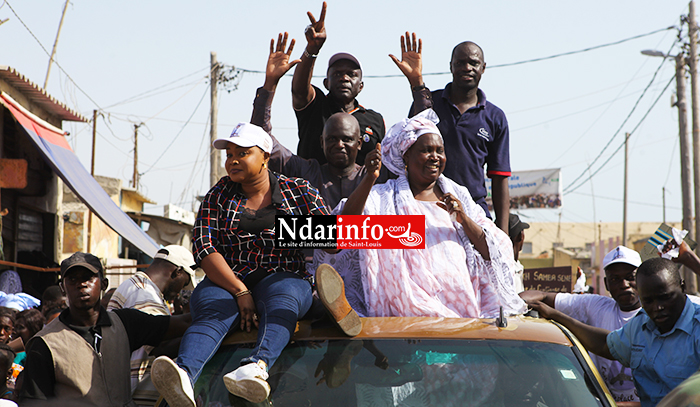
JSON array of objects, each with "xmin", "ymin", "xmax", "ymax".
[
  {"xmin": 520, "ymin": 246, "xmax": 642, "ymax": 403},
  {"xmin": 108, "ymin": 245, "xmax": 197, "ymax": 406}
]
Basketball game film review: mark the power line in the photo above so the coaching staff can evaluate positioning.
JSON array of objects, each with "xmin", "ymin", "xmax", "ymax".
[
  {"xmin": 564, "ymin": 73, "xmax": 676, "ymax": 194},
  {"xmin": 569, "ymin": 190, "xmax": 681, "ymax": 210},
  {"xmin": 4, "ymin": 0, "xmax": 103, "ymax": 110},
  {"xmin": 140, "ymin": 85, "xmax": 209, "ymax": 176},
  {"xmin": 563, "ymin": 34, "xmax": 680, "ymax": 193},
  {"xmin": 483, "ymin": 26, "xmax": 675, "ymax": 70},
  {"xmin": 232, "ymin": 26, "xmax": 676, "ymax": 78},
  {"xmin": 103, "ymin": 67, "xmax": 209, "ymax": 109}
]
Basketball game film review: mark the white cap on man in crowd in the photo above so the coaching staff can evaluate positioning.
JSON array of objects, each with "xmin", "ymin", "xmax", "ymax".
[
  {"xmin": 213, "ymin": 123, "xmax": 272, "ymax": 154},
  {"xmin": 602, "ymin": 246, "xmax": 642, "ymax": 270},
  {"xmin": 327, "ymin": 52, "xmax": 362, "ymax": 72},
  {"xmin": 154, "ymin": 245, "xmax": 198, "ymax": 289}
]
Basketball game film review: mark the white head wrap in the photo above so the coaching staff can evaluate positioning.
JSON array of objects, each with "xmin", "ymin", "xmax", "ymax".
[{"xmin": 381, "ymin": 109, "xmax": 441, "ymax": 175}]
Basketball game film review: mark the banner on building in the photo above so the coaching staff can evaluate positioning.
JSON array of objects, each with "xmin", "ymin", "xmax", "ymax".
[
  {"xmin": 485, "ymin": 168, "xmax": 561, "ymax": 211},
  {"xmin": 522, "ymin": 266, "xmax": 574, "ymax": 293}
]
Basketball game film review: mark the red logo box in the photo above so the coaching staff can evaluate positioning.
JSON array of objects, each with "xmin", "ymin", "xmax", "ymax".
[{"xmin": 336, "ymin": 215, "xmax": 425, "ymax": 249}]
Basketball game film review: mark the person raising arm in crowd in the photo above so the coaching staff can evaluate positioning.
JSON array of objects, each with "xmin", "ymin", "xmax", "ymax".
[
  {"xmin": 335, "ymin": 110, "xmax": 524, "ymax": 318},
  {"xmin": 520, "ymin": 246, "xmax": 642, "ymax": 403},
  {"xmin": 291, "ymin": 2, "xmax": 385, "ymax": 166},
  {"xmin": 527, "ymin": 255, "xmax": 700, "ymax": 407},
  {"xmin": 252, "ymin": 33, "xmax": 390, "ymax": 315},
  {"xmin": 390, "ymin": 33, "xmax": 511, "ymax": 232},
  {"xmin": 252, "ymin": 32, "xmax": 390, "ymax": 210}
]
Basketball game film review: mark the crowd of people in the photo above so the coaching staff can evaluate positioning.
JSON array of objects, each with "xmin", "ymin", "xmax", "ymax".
[{"xmin": 1, "ymin": 3, "xmax": 699, "ymax": 407}]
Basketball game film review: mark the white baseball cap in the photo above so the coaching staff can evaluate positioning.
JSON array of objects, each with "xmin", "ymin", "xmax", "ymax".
[
  {"xmin": 602, "ymin": 246, "xmax": 642, "ymax": 270},
  {"xmin": 213, "ymin": 122, "xmax": 272, "ymax": 153},
  {"xmin": 154, "ymin": 245, "xmax": 198, "ymax": 289}
]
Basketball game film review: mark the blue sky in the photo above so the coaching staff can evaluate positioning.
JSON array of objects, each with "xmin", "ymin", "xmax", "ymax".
[{"xmin": 0, "ymin": 0, "xmax": 694, "ymax": 226}]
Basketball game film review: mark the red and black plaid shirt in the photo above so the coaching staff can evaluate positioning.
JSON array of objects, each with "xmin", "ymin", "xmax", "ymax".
[{"xmin": 193, "ymin": 171, "xmax": 330, "ymax": 281}]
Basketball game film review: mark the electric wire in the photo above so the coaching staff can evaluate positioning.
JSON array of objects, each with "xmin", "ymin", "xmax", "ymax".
[
  {"xmin": 569, "ymin": 191, "xmax": 680, "ymax": 210},
  {"xmin": 564, "ymin": 73, "xmax": 676, "ymax": 194},
  {"xmin": 232, "ymin": 26, "xmax": 676, "ymax": 78},
  {"xmin": 140, "ymin": 85, "xmax": 209, "ymax": 176},
  {"xmin": 662, "ymin": 136, "xmax": 679, "ymax": 187},
  {"xmin": 4, "ymin": 0, "xmax": 103, "ymax": 110},
  {"xmin": 103, "ymin": 67, "xmax": 209, "ymax": 109},
  {"xmin": 563, "ymin": 35, "xmax": 680, "ymax": 193}
]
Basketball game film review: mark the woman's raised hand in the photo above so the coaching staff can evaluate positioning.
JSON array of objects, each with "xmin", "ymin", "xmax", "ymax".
[{"xmin": 364, "ymin": 143, "xmax": 382, "ymax": 180}]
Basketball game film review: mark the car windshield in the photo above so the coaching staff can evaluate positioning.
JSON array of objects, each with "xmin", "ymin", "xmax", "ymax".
[{"xmin": 194, "ymin": 339, "xmax": 605, "ymax": 407}]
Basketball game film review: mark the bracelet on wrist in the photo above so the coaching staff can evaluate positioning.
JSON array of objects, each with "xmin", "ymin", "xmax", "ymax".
[
  {"xmin": 304, "ymin": 49, "xmax": 318, "ymax": 59},
  {"xmin": 412, "ymin": 84, "xmax": 427, "ymax": 92},
  {"xmin": 234, "ymin": 289, "xmax": 252, "ymax": 298}
]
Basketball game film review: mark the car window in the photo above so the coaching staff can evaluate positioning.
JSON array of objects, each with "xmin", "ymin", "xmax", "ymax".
[{"xmin": 193, "ymin": 339, "xmax": 606, "ymax": 407}]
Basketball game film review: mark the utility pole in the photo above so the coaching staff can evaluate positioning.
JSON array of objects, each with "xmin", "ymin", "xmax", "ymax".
[
  {"xmin": 44, "ymin": 0, "xmax": 70, "ymax": 89},
  {"xmin": 91, "ymin": 110, "xmax": 97, "ymax": 176},
  {"xmin": 623, "ymin": 133, "xmax": 629, "ymax": 246},
  {"xmin": 133, "ymin": 124, "xmax": 141, "ymax": 189},
  {"xmin": 210, "ymin": 52, "xmax": 221, "ymax": 186},
  {"xmin": 87, "ymin": 110, "xmax": 97, "ymax": 253},
  {"xmin": 663, "ymin": 187, "xmax": 667, "ymax": 223},
  {"xmin": 677, "ymin": 52, "xmax": 693, "ymax": 237},
  {"xmin": 688, "ymin": 0, "xmax": 700, "ymax": 251},
  {"xmin": 688, "ymin": 0, "xmax": 700, "ymax": 294}
]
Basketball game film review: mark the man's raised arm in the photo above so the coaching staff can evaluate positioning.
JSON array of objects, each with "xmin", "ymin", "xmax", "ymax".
[
  {"xmin": 250, "ymin": 33, "xmax": 306, "ymax": 175},
  {"xmin": 251, "ymin": 32, "xmax": 300, "ymax": 132},
  {"xmin": 528, "ymin": 301, "xmax": 614, "ymax": 360},
  {"xmin": 291, "ymin": 2, "xmax": 326, "ymax": 110},
  {"xmin": 389, "ymin": 32, "xmax": 433, "ymax": 117}
]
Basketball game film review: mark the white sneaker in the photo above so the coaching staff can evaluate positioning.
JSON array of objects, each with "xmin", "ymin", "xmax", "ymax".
[
  {"xmin": 151, "ymin": 356, "xmax": 195, "ymax": 407},
  {"xmin": 223, "ymin": 360, "xmax": 271, "ymax": 403}
]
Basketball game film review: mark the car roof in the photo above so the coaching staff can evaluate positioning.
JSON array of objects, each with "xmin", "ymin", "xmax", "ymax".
[{"xmin": 222, "ymin": 315, "xmax": 573, "ymax": 347}]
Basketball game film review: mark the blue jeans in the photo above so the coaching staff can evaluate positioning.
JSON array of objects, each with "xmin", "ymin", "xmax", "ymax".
[{"xmin": 176, "ymin": 272, "xmax": 313, "ymax": 385}]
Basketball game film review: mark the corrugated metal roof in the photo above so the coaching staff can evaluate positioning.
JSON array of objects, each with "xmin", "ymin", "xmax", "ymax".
[{"xmin": 0, "ymin": 66, "xmax": 88, "ymax": 122}]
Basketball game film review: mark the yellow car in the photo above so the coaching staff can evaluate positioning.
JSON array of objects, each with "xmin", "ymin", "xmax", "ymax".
[{"xmin": 165, "ymin": 315, "xmax": 616, "ymax": 406}]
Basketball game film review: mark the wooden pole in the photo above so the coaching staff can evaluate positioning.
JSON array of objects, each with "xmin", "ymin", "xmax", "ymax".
[
  {"xmin": 133, "ymin": 124, "xmax": 140, "ymax": 189},
  {"xmin": 91, "ymin": 110, "xmax": 97, "ymax": 176},
  {"xmin": 210, "ymin": 52, "xmax": 221, "ymax": 186},
  {"xmin": 622, "ymin": 132, "xmax": 629, "ymax": 247},
  {"xmin": 87, "ymin": 110, "xmax": 97, "ymax": 253},
  {"xmin": 44, "ymin": 0, "xmax": 70, "ymax": 89},
  {"xmin": 688, "ymin": 0, "xmax": 700, "ymax": 293},
  {"xmin": 677, "ymin": 53, "xmax": 693, "ymax": 237}
]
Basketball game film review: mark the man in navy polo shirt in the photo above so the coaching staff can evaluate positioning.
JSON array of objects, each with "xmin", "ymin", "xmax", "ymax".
[
  {"xmin": 292, "ymin": 2, "xmax": 385, "ymax": 167},
  {"xmin": 390, "ymin": 33, "xmax": 511, "ymax": 232}
]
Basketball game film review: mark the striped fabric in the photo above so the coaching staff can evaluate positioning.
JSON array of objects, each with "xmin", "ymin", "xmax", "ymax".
[{"xmin": 107, "ymin": 272, "xmax": 169, "ymax": 405}]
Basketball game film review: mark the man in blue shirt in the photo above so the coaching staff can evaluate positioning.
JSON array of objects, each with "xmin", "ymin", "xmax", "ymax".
[
  {"xmin": 390, "ymin": 33, "xmax": 510, "ymax": 232},
  {"xmin": 529, "ymin": 257, "xmax": 700, "ymax": 407}
]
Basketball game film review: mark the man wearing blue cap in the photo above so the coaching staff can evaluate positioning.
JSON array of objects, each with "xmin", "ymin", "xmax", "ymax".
[{"xmin": 292, "ymin": 2, "xmax": 384, "ymax": 166}]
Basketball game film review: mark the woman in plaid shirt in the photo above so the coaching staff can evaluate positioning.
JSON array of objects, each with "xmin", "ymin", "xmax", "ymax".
[{"xmin": 152, "ymin": 98, "xmax": 358, "ymax": 405}]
